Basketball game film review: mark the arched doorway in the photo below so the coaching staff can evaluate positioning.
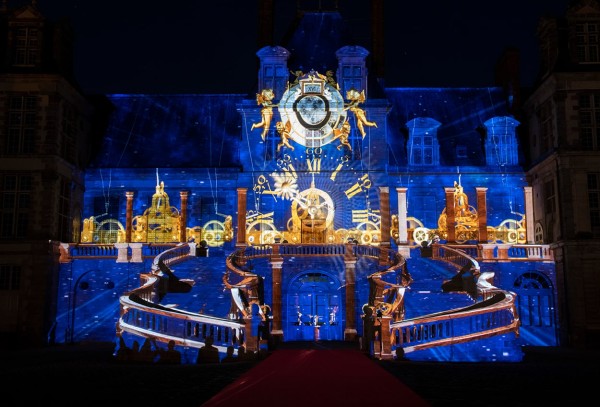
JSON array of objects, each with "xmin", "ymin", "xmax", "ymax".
[
  {"xmin": 286, "ymin": 271, "xmax": 342, "ymax": 341},
  {"xmin": 513, "ymin": 271, "xmax": 558, "ymax": 346}
]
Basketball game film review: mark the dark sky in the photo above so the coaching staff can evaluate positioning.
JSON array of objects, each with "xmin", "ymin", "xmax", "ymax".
[{"xmin": 36, "ymin": 0, "xmax": 570, "ymax": 95}]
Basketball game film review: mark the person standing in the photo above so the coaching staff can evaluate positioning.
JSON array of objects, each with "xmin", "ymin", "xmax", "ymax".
[
  {"xmin": 196, "ymin": 336, "xmax": 220, "ymax": 364},
  {"xmin": 157, "ymin": 340, "xmax": 181, "ymax": 364}
]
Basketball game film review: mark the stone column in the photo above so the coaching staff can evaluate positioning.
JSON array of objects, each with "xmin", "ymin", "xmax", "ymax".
[
  {"xmin": 244, "ymin": 312, "xmax": 260, "ymax": 355},
  {"xmin": 129, "ymin": 243, "xmax": 143, "ymax": 263},
  {"xmin": 344, "ymin": 245, "xmax": 357, "ymax": 341},
  {"xmin": 378, "ymin": 187, "xmax": 391, "ymax": 264},
  {"xmin": 444, "ymin": 187, "xmax": 456, "ymax": 243},
  {"xmin": 395, "ymin": 187, "xmax": 410, "ymax": 258},
  {"xmin": 59, "ymin": 242, "xmax": 71, "ymax": 263},
  {"xmin": 269, "ymin": 245, "xmax": 284, "ymax": 345},
  {"xmin": 179, "ymin": 191, "xmax": 188, "ymax": 243},
  {"xmin": 395, "ymin": 187, "xmax": 408, "ymax": 243},
  {"xmin": 125, "ymin": 191, "xmax": 134, "ymax": 243},
  {"xmin": 114, "ymin": 243, "xmax": 129, "ymax": 263},
  {"xmin": 476, "ymin": 187, "xmax": 488, "ymax": 243},
  {"xmin": 236, "ymin": 188, "xmax": 248, "ymax": 248},
  {"xmin": 378, "ymin": 316, "xmax": 393, "ymax": 360},
  {"xmin": 524, "ymin": 186, "xmax": 534, "ymax": 244}
]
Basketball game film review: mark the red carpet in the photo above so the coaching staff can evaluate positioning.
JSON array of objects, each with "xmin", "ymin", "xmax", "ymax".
[{"xmin": 201, "ymin": 349, "xmax": 430, "ymax": 406}]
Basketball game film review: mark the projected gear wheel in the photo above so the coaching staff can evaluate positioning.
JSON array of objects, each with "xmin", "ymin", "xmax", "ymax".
[
  {"xmin": 291, "ymin": 186, "xmax": 335, "ymax": 232},
  {"xmin": 356, "ymin": 221, "xmax": 380, "ymax": 245},
  {"xmin": 498, "ymin": 219, "xmax": 521, "ymax": 243},
  {"xmin": 455, "ymin": 225, "xmax": 471, "ymax": 244},
  {"xmin": 413, "ymin": 227, "xmax": 431, "ymax": 245},
  {"xmin": 246, "ymin": 219, "xmax": 279, "ymax": 245},
  {"xmin": 202, "ymin": 220, "xmax": 226, "ymax": 247}
]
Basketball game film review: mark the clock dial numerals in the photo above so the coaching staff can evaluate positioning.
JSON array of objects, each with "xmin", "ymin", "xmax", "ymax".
[
  {"xmin": 247, "ymin": 211, "xmax": 275, "ymax": 222},
  {"xmin": 344, "ymin": 174, "xmax": 372, "ymax": 199},
  {"xmin": 306, "ymin": 147, "xmax": 322, "ymax": 174},
  {"xmin": 330, "ymin": 155, "xmax": 349, "ymax": 181},
  {"xmin": 254, "ymin": 174, "xmax": 278, "ymax": 200},
  {"xmin": 352, "ymin": 209, "xmax": 381, "ymax": 223},
  {"xmin": 307, "ymin": 158, "xmax": 321, "ymax": 173},
  {"xmin": 277, "ymin": 154, "xmax": 298, "ymax": 178}
]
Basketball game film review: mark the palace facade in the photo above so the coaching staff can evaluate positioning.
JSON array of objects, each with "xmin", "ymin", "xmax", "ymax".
[{"xmin": 1, "ymin": 1, "xmax": 598, "ymax": 357}]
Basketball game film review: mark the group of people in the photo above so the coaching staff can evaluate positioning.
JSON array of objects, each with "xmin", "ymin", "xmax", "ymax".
[
  {"xmin": 295, "ymin": 309, "xmax": 338, "ymax": 326},
  {"xmin": 114, "ymin": 335, "xmax": 254, "ymax": 365},
  {"xmin": 114, "ymin": 337, "xmax": 181, "ymax": 364}
]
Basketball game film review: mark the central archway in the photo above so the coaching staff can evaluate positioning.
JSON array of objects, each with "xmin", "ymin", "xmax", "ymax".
[{"xmin": 286, "ymin": 271, "xmax": 342, "ymax": 341}]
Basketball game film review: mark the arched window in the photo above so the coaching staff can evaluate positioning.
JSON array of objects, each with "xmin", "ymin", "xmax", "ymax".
[
  {"xmin": 514, "ymin": 272, "xmax": 554, "ymax": 327},
  {"xmin": 534, "ymin": 222, "xmax": 544, "ymax": 244}
]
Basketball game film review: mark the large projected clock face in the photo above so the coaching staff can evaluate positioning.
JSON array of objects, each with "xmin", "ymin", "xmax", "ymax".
[
  {"xmin": 295, "ymin": 94, "xmax": 330, "ymax": 129},
  {"xmin": 278, "ymin": 75, "xmax": 346, "ymax": 148}
]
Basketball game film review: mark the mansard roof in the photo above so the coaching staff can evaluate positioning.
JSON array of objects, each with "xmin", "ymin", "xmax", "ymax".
[{"xmin": 90, "ymin": 94, "xmax": 246, "ymax": 169}]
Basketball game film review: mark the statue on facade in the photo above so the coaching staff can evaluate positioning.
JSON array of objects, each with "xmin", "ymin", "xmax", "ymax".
[{"xmin": 251, "ymin": 89, "xmax": 276, "ymax": 141}]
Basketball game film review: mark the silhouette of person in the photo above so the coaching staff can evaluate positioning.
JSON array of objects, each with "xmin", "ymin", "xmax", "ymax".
[
  {"xmin": 361, "ymin": 305, "xmax": 375, "ymax": 354},
  {"xmin": 157, "ymin": 340, "xmax": 181, "ymax": 364},
  {"xmin": 138, "ymin": 338, "xmax": 158, "ymax": 363},
  {"xmin": 236, "ymin": 345, "xmax": 248, "ymax": 361},
  {"xmin": 221, "ymin": 345, "xmax": 237, "ymax": 363},
  {"xmin": 128, "ymin": 340, "xmax": 141, "ymax": 362},
  {"xmin": 114, "ymin": 336, "xmax": 132, "ymax": 362},
  {"xmin": 196, "ymin": 336, "xmax": 220, "ymax": 364},
  {"xmin": 394, "ymin": 347, "xmax": 406, "ymax": 361}
]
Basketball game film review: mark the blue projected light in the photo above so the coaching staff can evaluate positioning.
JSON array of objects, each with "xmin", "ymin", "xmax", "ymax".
[{"xmin": 54, "ymin": 85, "xmax": 557, "ymax": 363}]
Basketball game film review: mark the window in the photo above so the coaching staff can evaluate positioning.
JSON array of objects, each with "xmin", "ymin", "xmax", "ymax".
[
  {"xmin": 341, "ymin": 65, "xmax": 363, "ymax": 94},
  {"xmin": 544, "ymin": 179, "xmax": 556, "ymax": 217},
  {"xmin": 406, "ymin": 118, "xmax": 440, "ymax": 166},
  {"xmin": 575, "ymin": 23, "xmax": 600, "ymax": 63},
  {"xmin": 0, "ymin": 265, "xmax": 21, "ymax": 290},
  {"xmin": 58, "ymin": 178, "xmax": 72, "ymax": 243},
  {"xmin": 6, "ymin": 96, "xmax": 37, "ymax": 154},
  {"xmin": 261, "ymin": 64, "xmax": 288, "ymax": 100},
  {"xmin": 410, "ymin": 137, "xmax": 435, "ymax": 165},
  {"xmin": 514, "ymin": 272, "xmax": 554, "ymax": 328},
  {"xmin": 349, "ymin": 126, "xmax": 362, "ymax": 161},
  {"xmin": 578, "ymin": 93, "xmax": 600, "ymax": 150},
  {"xmin": 0, "ymin": 174, "xmax": 31, "ymax": 239},
  {"xmin": 61, "ymin": 103, "xmax": 77, "ymax": 162},
  {"xmin": 588, "ymin": 173, "xmax": 600, "ymax": 237},
  {"xmin": 12, "ymin": 26, "xmax": 39, "ymax": 66},
  {"xmin": 539, "ymin": 100, "xmax": 553, "ymax": 152},
  {"xmin": 534, "ymin": 222, "xmax": 544, "ymax": 244}
]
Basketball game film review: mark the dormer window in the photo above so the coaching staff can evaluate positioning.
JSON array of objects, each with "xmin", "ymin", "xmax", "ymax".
[
  {"xmin": 575, "ymin": 23, "xmax": 600, "ymax": 63},
  {"xmin": 12, "ymin": 26, "xmax": 40, "ymax": 66},
  {"xmin": 406, "ymin": 117, "xmax": 440, "ymax": 166},
  {"xmin": 341, "ymin": 65, "xmax": 362, "ymax": 94}
]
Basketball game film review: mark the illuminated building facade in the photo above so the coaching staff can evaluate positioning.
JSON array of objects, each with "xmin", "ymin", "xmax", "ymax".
[{"xmin": 0, "ymin": 1, "xmax": 597, "ymax": 357}]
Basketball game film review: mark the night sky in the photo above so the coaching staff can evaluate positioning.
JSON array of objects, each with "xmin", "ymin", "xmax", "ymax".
[{"xmin": 36, "ymin": 0, "xmax": 570, "ymax": 95}]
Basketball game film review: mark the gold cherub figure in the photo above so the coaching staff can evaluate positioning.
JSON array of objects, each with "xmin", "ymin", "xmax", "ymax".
[
  {"xmin": 276, "ymin": 120, "xmax": 295, "ymax": 152},
  {"xmin": 345, "ymin": 89, "xmax": 377, "ymax": 138},
  {"xmin": 332, "ymin": 120, "xmax": 352, "ymax": 150},
  {"xmin": 251, "ymin": 89, "xmax": 276, "ymax": 141}
]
